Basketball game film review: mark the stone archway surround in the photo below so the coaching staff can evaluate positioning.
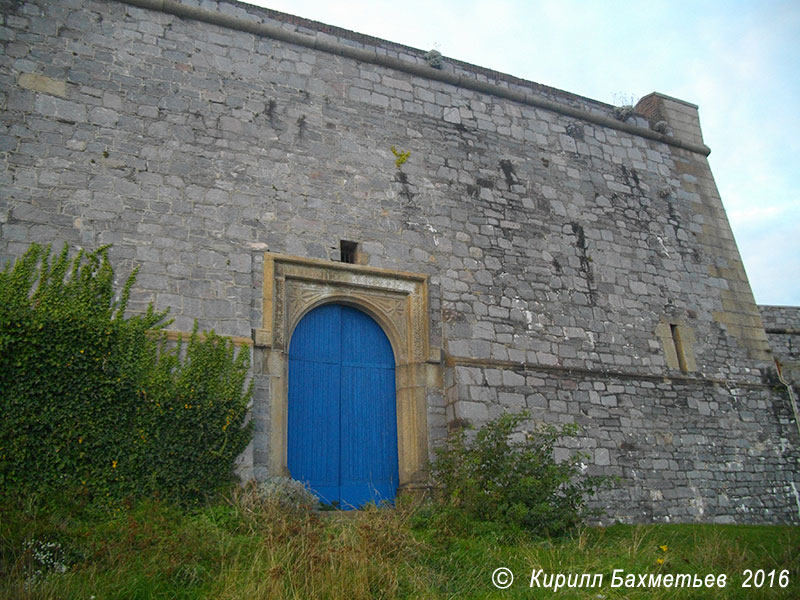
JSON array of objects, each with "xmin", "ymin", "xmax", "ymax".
[{"xmin": 254, "ymin": 253, "xmax": 438, "ymax": 492}]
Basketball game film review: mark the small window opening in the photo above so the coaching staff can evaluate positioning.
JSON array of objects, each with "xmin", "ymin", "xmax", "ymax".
[
  {"xmin": 340, "ymin": 240, "xmax": 358, "ymax": 264},
  {"xmin": 670, "ymin": 324, "xmax": 688, "ymax": 373}
]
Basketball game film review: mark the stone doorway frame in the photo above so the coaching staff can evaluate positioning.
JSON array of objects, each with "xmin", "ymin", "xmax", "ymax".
[{"xmin": 254, "ymin": 253, "xmax": 436, "ymax": 491}]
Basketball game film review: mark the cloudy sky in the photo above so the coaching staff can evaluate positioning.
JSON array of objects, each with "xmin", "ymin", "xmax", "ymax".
[{"xmin": 242, "ymin": 0, "xmax": 799, "ymax": 306}]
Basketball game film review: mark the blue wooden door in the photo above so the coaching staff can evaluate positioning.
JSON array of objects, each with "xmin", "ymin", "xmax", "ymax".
[{"xmin": 288, "ymin": 303, "xmax": 398, "ymax": 508}]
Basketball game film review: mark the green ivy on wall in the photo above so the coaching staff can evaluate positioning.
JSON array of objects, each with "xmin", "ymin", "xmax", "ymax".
[{"xmin": 0, "ymin": 244, "xmax": 252, "ymax": 506}]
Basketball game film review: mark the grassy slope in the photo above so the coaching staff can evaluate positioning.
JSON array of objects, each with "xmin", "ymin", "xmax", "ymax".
[{"xmin": 1, "ymin": 493, "xmax": 798, "ymax": 600}]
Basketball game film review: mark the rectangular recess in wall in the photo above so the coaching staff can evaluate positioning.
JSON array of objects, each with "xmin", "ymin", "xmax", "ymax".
[
  {"xmin": 670, "ymin": 323, "xmax": 688, "ymax": 373},
  {"xmin": 340, "ymin": 240, "xmax": 358, "ymax": 264}
]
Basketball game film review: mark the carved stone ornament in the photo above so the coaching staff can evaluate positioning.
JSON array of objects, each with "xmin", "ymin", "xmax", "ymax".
[
  {"xmin": 258, "ymin": 253, "xmax": 430, "ymax": 364},
  {"xmin": 257, "ymin": 253, "xmax": 435, "ymax": 488}
]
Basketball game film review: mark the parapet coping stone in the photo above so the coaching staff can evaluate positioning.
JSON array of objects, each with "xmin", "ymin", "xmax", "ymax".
[{"xmin": 117, "ymin": 0, "xmax": 711, "ymax": 156}]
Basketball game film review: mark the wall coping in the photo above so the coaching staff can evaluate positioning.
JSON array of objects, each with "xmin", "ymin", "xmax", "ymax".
[{"xmin": 117, "ymin": 0, "xmax": 711, "ymax": 156}]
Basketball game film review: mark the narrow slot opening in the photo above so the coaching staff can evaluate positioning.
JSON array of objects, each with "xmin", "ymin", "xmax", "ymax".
[{"xmin": 340, "ymin": 240, "xmax": 358, "ymax": 264}]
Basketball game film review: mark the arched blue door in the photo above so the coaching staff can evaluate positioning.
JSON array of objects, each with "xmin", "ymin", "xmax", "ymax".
[{"xmin": 288, "ymin": 303, "xmax": 398, "ymax": 508}]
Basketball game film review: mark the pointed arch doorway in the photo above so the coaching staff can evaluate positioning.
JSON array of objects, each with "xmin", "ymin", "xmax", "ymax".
[{"xmin": 288, "ymin": 303, "xmax": 398, "ymax": 507}]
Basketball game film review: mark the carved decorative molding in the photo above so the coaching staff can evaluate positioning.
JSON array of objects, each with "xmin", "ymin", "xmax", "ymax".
[
  {"xmin": 259, "ymin": 253, "xmax": 431, "ymax": 364},
  {"xmin": 258, "ymin": 252, "xmax": 436, "ymax": 488}
]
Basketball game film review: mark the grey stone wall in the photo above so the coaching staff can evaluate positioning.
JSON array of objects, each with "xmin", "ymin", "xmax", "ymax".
[
  {"xmin": 1, "ymin": 0, "xmax": 797, "ymax": 522},
  {"xmin": 760, "ymin": 306, "xmax": 800, "ymax": 361},
  {"xmin": 450, "ymin": 363, "xmax": 797, "ymax": 524},
  {"xmin": 760, "ymin": 305, "xmax": 800, "ymax": 394}
]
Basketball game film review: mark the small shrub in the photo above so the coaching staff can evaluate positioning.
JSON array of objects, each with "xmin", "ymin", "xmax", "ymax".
[
  {"xmin": 614, "ymin": 104, "xmax": 635, "ymax": 122},
  {"xmin": 653, "ymin": 120, "xmax": 669, "ymax": 134},
  {"xmin": 424, "ymin": 49, "xmax": 444, "ymax": 69},
  {"xmin": 253, "ymin": 476, "xmax": 319, "ymax": 511},
  {"xmin": 428, "ymin": 411, "xmax": 611, "ymax": 536}
]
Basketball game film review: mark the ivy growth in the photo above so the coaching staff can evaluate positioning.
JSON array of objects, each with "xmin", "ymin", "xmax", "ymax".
[{"xmin": 0, "ymin": 244, "xmax": 252, "ymax": 506}]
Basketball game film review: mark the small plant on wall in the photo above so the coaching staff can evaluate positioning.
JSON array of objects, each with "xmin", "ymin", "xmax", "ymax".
[{"xmin": 391, "ymin": 145, "xmax": 411, "ymax": 168}]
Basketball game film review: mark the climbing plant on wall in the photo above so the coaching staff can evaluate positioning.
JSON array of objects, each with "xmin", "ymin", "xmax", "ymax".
[{"xmin": 0, "ymin": 244, "xmax": 252, "ymax": 505}]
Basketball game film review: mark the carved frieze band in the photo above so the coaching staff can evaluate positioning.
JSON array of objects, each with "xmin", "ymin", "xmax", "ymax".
[
  {"xmin": 283, "ymin": 279, "xmax": 409, "ymax": 353},
  {"xmin": 261, "ymin": 253, "xmax": 430, "ymax": 364}
]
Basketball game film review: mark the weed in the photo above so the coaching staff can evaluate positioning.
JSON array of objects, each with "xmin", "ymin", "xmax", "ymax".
[
  {"xmin": 427, "ymin": 411, "xmax": 613, "ymax": 537},
  {"xmin": 1, "ymin": 492, "xmax": 798, "ymax": 599},
  {"xmin": 390, "ymin": 146, "xmax": 410, "ymax": 168}
]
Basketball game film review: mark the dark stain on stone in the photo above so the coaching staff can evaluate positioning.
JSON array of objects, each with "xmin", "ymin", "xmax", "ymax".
[
  {"xmin": 396, "ymin": 170, "xmax": 415, "ymax": 202},
  {"xmin": 620, "ymin": 165, "xmax": 642, "ymax": 191},
  {"xmin": 570, "ymin": 222, "xmax": 597, "ymax": 306},
  {"xmin": 571, "ymin": 222, "xmax": 587, "ymax": 250},
  {"xmin": 265, "ymin": 99, "xmax": 277, "ymax": 125},
  {"xmin": 499, "ymin": 159, "xmax": 516, "ymax": 188},
  {"xmin": 566, "ymin": 122, "xmax": 584, "ymax": 140}
]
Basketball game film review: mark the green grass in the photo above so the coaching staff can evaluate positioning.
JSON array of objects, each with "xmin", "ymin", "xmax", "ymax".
[{"xmin": 1, "ymin": 490, "xmax": 798, "ymax": 599}]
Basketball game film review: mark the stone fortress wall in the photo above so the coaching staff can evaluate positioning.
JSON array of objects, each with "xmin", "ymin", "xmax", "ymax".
[
  {"xmin": 760, "ymin": 305, "xmax": 800, "ymax": 396},
  {"xmin": 1, "ymin": 0, "xmax": 798, "ymax": 522}
]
